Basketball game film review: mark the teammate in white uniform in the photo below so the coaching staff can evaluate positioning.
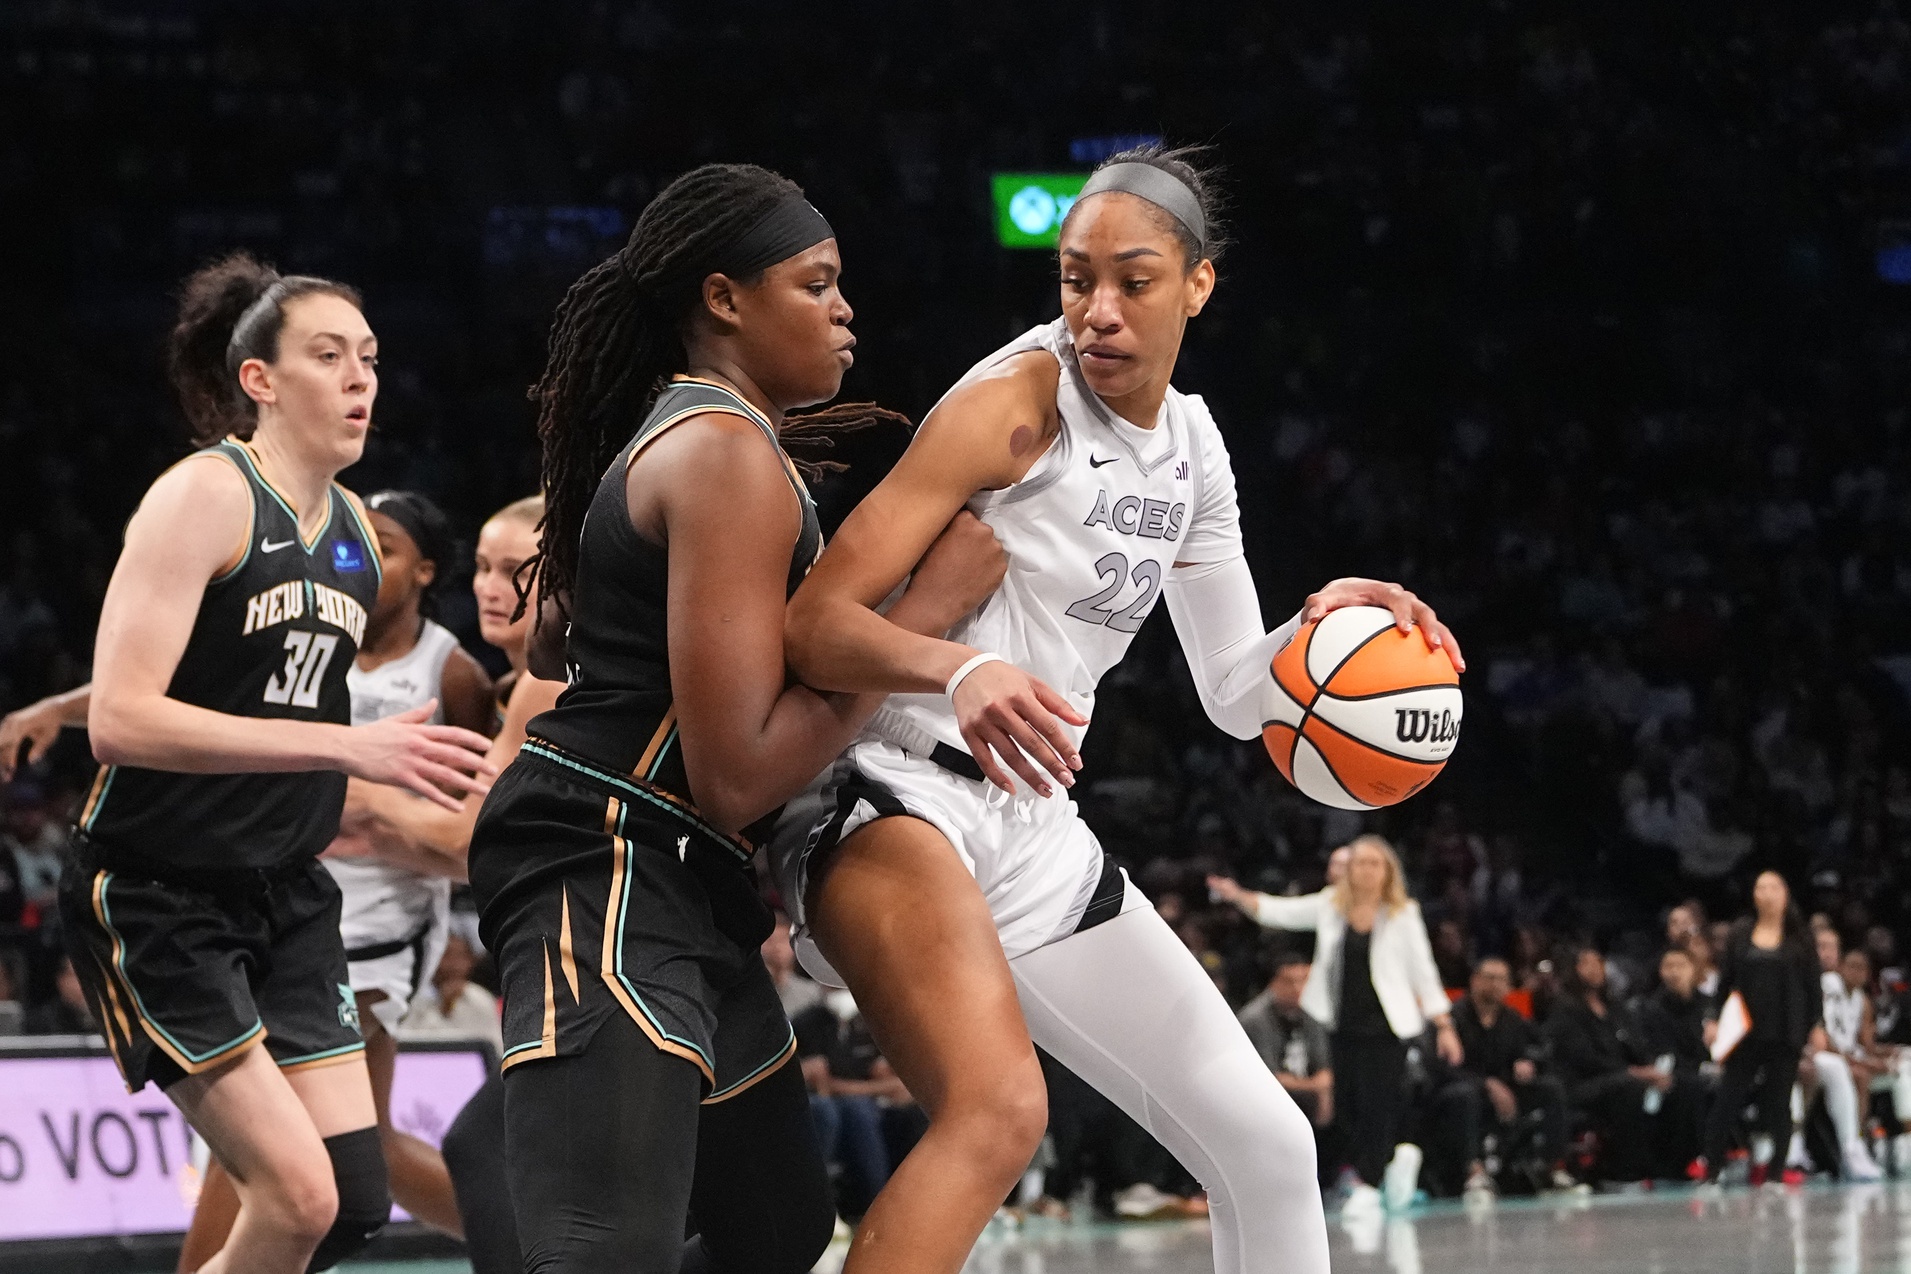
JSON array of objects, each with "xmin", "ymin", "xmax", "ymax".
[{"xmin": 777, "ymin": 146, "xmax": 1463, "ymax": 1274}]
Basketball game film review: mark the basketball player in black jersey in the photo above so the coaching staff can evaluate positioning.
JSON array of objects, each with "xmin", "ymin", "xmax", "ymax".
[
  {"xmin": 60, "ymin": 254, "xmax": 493, "ymax": 1274},
  {"xmin": 469, "ymin": 164, "xmax": 1003, "ymax": 1273}
]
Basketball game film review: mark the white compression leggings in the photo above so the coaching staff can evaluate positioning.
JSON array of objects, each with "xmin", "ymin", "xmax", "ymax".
[{"xmin": 1009, "ymin": 897, "xmax": 1331, "ymax": 1274}]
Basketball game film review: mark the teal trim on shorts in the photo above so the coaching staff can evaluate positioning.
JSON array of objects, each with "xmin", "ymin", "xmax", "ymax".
[
  {"xmin": 100, "ymin": 872, "xmax": 267, "ymax": 1065},
  {"xmin": 703, "ymin": 1026, "xmax": 797, "ymax": 1104},
  {"xmin": 606, "ymin": 800, "xmax": 717, "ymax": 1072},
  {"xmin": 518, "ymin": 740, "xmax": 749, "ymax": 862},
  {"xmin": 276, "ymin": 1041, "xmax": 367, "ymax": 1068}
]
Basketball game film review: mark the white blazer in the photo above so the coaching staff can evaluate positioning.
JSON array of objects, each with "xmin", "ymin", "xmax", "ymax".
[{"xmin": 1253, "ymin": 889, "xmax": 1452, "ymax": 1039}]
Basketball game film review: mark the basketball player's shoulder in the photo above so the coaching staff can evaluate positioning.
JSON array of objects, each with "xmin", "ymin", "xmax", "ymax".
[
  {"xmin": 924, "ymin": 349, "xmax": 1056, "ymax": 444},
  {"xmin": 137, "ymin": 444, "xmax": 253, "ymax": 533}
]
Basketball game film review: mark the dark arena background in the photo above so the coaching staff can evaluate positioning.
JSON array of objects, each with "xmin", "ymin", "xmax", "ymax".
[{"xmin": 3, "ymin": 2, "xmax": 1911, "ymax": 1271}]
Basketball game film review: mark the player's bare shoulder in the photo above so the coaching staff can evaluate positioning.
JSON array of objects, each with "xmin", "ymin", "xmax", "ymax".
[
  {"xmin": 129, "ymin": 447, "xmax": 255, "ymax": 573},
  {"xmin": 919, "ymin": 349, "xmax": 1061, "ymax": 487}
]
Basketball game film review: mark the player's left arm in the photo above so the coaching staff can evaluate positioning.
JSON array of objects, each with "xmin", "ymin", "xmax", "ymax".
[
  {"xmin": 1163, "ymin": 416, "xmax": 1462, "ymax": 740},
  {"xmin": 437, "ymin": 646, "xmax": 496, "ymax": 738}
]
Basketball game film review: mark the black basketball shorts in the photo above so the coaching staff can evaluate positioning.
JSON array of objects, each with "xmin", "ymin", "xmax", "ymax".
[
  {"xmin": 59, "ymin": 840, "xmax": 364, "ymax": 1093},
  {"xmin": 468, "ymin": 741, "xmax": 795, "ymax": 1102}
]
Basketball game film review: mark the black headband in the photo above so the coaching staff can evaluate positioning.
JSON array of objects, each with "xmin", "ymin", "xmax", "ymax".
[
  {"xmin": 1077, "ymin": 162, "xmax": 1207, "ymax": 258},
  {"xmin": 225, "ymin": 279, "xmax": 289, "ymax": 373},
  {"xmin": 626, "ymin": 192, "xmax": 835, "ymax": 297},
  {"xmin": 722, "ymin": 193, "xmax": 835, "ymax": 278},
  {"xmin": 363, "ymin": 490, "xmax": 452, "ymax": 573}
]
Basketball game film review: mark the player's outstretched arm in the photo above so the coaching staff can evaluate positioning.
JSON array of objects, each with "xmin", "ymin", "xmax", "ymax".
[
  {"xmin": 88, "ymin": 456, "xmax": 493, "ymax": 809},
  {"xmin": 785, "ymin": 354, "xmax": 1087, "ymax": 795},
  {"xmin": 0, "ymin": 683, "xmax": 92, "ymax": 782},
  {"xmin": 332, "ymin": 671, "xmax": 566, "ymax": 874}
]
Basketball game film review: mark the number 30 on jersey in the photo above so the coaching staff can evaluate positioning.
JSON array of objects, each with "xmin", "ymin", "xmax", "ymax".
[{"xmin": 263, "ymin": 630, "xmax": 339, "ymax": 708}]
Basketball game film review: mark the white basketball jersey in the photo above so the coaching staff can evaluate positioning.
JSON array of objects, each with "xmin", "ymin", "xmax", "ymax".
[
  {"xmin": 873, "ymin": 318, "xmax": 1243, "ymax": 762},
  {"xmin": 331, "ymin": 619, "xmax": 460, "ymax": 949}
]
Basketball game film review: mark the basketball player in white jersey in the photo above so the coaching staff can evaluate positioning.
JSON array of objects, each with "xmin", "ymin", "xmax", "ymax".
[{"xmin": 776, "ymin": 145, "xmax": 1464, "ymax": 1274}]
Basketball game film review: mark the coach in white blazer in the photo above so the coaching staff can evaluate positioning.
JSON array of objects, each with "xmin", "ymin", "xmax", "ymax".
[{"xmin": 1210, "ymin": 835, "xmax": 1459, "ymax": 1212}]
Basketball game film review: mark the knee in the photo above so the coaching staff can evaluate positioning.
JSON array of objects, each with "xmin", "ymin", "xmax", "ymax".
[
  {"xmin": 943, "ymin": 1066, "xmax": 1048, "ymax": 1179},
  {"xmin": 305, "ymin": 1128, "xmax": 390, "ymax": 1273},
  {"xmin": 268, "ymin": 1161, "xmax": 340, "ymax": 1249}
]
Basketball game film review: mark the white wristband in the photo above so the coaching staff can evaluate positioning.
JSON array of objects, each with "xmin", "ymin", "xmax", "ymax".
[{"xmin": 945, "ymin": 652, "xmax": 1006, "ymax": 699}]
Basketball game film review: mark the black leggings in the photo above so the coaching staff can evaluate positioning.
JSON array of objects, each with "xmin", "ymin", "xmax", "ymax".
[
  {"xmin": 504, "ymin": 1011, "xmax": 835, "ymax": 1274},
  {"xmin": 1703, "ymin": 1037, "xmax": 1799, "ymax": 1168},
  {"xmin": 1334, "ymin": 1031, "xmax": 1408, "ymax": 1185},
  {"xmin": 444, "ymin": 1075, "xmax": 520, "ymax": 1274}
]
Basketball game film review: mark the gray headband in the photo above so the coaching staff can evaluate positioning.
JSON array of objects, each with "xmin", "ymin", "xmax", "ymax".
[
  {"xmin": 225, "ymin": 279, "xmax": 290, "ymax": 373},
  {"xmin": 1077, "ymin": 162, "xmax": 1207, "ymax": 258}
]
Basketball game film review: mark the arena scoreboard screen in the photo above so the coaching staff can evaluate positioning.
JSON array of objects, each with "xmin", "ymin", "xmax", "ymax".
[{"xmin": 991, "ymin": 173, "xmax": 1088, "ymax": 248}]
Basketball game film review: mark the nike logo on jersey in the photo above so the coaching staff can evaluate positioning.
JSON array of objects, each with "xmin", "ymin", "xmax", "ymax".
[
  {"xmin": 260, "ymin": 537, "xmax": 296, "ymax": 553},
  {"xmin": 1088, "ymin": 454, "xmax": 1120, "ymax": 468},
  {"xmin": 1083, "ymin": 490, "xmax": 1186, "ymax": 541}
]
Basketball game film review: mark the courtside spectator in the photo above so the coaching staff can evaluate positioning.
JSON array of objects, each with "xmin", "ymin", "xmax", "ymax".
[
  {"xmin": 1239, "ymin": 954, "xmax": 1335, "ymax": 1133},
  {"xmin": 1546, "ymin": 946, "xmax": 1692, "ymax": 1183},
  {"xmin": 1453, "ymin": 958, "xmax": 1575, "ymax": 1191},
  {"xmin": 1699, "ymin": 872, "xmax": 1827, "ymax": 1185},
  {"xmin": 1212, "ymin": 835, "xmax": 1458, "ymax": 1213}
]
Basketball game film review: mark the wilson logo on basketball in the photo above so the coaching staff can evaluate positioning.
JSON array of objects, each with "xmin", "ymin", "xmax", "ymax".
[
  {"xmin": 1394, "ymin": 709, "xmax": 1459, "ymax": 745},
  {"xmin": 1262, "ymin": 606, "xmax": 1463, "ymax": 810}
]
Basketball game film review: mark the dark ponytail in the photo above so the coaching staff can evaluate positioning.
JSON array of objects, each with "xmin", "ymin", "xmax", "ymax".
[
  {"xmin": 167, "ymin": 252, "xmax": 363, "ymax": 445},
  {"xmin": 525, "ymin": 163, "xmax": 900, "ymax": 616}
]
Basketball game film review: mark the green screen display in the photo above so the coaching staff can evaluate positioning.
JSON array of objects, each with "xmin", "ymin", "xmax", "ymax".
[{"xmin": 992, "ymin": 173, "xmax": 1088, "ymax": 248}]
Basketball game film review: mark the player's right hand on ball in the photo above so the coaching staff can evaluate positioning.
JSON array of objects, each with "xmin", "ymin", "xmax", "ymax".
[
  {"xmin": 952, "ymin": 661, "xmax": 1087, "ymax": 797},
  {"xmin": 346, "ymin": 700, "xmax": 497, "ymax": 811}
]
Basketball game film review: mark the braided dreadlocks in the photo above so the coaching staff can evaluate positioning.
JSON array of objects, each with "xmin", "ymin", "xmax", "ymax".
[{"xmin": 524, "ymin": 163, "xmax": 906, "ymax": 616}]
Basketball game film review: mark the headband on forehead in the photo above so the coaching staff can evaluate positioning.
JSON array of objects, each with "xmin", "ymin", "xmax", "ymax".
[
  {"xmin": 364, "ymin": 490, "xmax": 451, "ymax": 570},
  {"xmin": 723, "ymin": 194, "xmax": 834, "ymax": 277},
  {"xmin": 225, "ymin": 279, "xmax": 290, "ymax": 372},
  {"xmin": 1077, "ymin": 162, "xmax": 1207, "ymax": 259}
]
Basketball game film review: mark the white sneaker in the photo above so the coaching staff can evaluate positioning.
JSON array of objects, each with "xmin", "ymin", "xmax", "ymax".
[
  {"xmin": 1383, "ymin": 1143, "xmax": 1424, "ymax": 1212},
  {"xmin": 1844, "ymin": 1140, "xmax": 1885, "ymax": 1182},
  {"xmin": 1113, "ymin": 1183, "xmax": 1181, "ymax": 1220},
  {"xmin": 1463, "ymin": 1166, "xmax": 1497, "ymax": 1200},
  {"xmin": 1342, "ymin": 1183, "xmax": 1384, "ymax": 1217}
]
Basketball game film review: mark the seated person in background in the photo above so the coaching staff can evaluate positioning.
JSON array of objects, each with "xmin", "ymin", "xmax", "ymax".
[
  {"xmin": 1633, "ymin": 946, "xmax": 1714, "ymax": 1172},
  {"xmin": 21, "ymin": 955, "xmax": 94, "ymax": 1035},
  {"xmin": 1239, "ymin": 954, "xmax": 1335, "ymax": 1132},
  {"xmin": 792, "ymin": 989, "xmax": 924, "ymax": 1218},
  {"xmin": 1796, "ymin": 928, "xmax": 1883, "ymax": 1179},
  {"xmin": 1684, "ymin": 929, "xmax": 1721, "ymax": 1008},
  {"xmin": 398, "ymin": 933, "xmax": 503, "ymax": 1054},
  {"xmin": 1545, "ymin": 946, "xmax": 1693, "ymax": 1183},
  {"xmin": 1453, "ymin": 957, "xmax": 1575, "ymax": 1190}
]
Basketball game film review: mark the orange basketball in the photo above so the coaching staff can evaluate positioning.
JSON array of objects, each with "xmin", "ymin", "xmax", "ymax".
[{"xmin": 1262, "ymin": 606, "xmax": 1462, "ymax": 810}]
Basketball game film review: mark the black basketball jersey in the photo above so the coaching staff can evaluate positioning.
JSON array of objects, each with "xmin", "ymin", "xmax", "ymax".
[
  {"xmin": 527, "ymin": 377, "xmax": 822, "ymax": 828},
  {"xmin": 79, "ymin": 440, "xmax": 383, "ymax": 871}
]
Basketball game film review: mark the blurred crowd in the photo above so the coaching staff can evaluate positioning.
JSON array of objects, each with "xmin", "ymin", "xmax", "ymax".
[{"xmin": 4, "ymin": 0, "xmax": 1911, "ymax": 1220}]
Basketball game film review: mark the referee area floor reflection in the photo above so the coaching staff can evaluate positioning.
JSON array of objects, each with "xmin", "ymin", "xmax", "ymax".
[{"xmin": 337, "ymin": 1179, "xmax": 1911, "ymax": 1273}]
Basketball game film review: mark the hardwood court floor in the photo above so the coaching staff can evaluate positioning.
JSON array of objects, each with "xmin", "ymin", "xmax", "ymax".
[{"xmin": 345, "ymin": 1180, "xmax": 1911, "ymax": 1273}]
